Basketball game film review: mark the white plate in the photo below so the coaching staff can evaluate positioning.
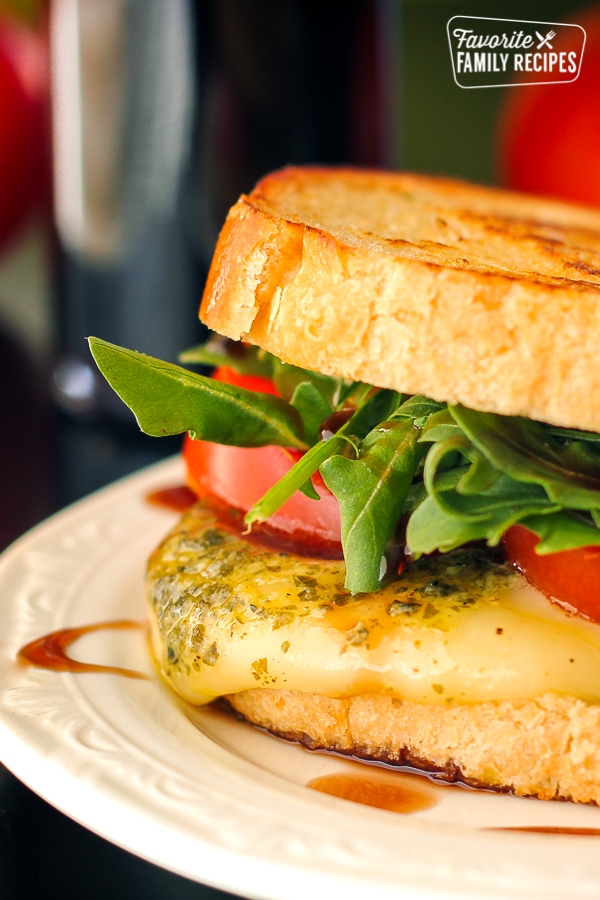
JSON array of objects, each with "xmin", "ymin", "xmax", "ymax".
[{"xmin": 2, "ymin": 457, "xmax": 600, "ymax": 899}]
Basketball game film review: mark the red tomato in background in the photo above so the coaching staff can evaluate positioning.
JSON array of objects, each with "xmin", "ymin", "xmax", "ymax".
[
  {"xmin": 503, "ymin": 526, "xmax": 600, "ymax": 624},
  {"xmin": 0, "ymin": 12, "xmax": 48, "ymax": 251},
  {"xmin": 183, "ymin": 367, "xmax": 342, "ymax": 550},
  {"xmin": 497, "ymin": 7, "xmax": 600, "ymax": 205}
]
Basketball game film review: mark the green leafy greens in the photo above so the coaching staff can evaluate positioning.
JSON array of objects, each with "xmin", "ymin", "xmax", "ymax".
[
  {"xmin": 88, "ymin": 338, "xmax": 307, "ymax": 449},
  {"xmin": 88, "ymin": 336, "xmax": 600, "ymax": 593},
  {"xmin": 321, "ymin": 419, "xmax": 423, "ymax": 591}
]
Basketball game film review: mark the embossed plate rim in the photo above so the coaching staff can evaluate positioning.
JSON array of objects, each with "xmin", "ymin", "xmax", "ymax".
[{"xmin": 1, "ymin": 457, "xmax": 600, "ymax": 900}]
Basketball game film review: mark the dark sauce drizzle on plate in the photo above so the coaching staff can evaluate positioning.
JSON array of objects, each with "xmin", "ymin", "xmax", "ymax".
[
  {"xmin": 307, "ymin": 770, "xmax": 438, "ymax": 813},
  {"xmin": 18, "ymin": 620, "xmax": 149, "ymax": 680},
  {"xmin": 489, "ymin": 826, "xmax": 600, "ymax": 835},
  {"xmin": 16, "ymin": 486, "xmax": 192, "ymax": 680},
  {"xmin": 146, "ymin": 485, "xmax": 197, "ymax": 512}
]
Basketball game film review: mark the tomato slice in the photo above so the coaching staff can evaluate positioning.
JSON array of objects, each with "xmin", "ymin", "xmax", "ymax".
[
  {"xmin": 183, "ymin": 366, "xmax": 342, "ymax": 550},
  {"xmin": 503, "ymin": 525, "xmax": 600, "ymax": 624},
  {"xmin": 211, "ymin": 365, "xmax": 279, "ymax": 395}
]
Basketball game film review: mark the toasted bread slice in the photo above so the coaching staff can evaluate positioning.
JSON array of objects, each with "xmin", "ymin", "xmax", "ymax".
[
  {"xmin": 200, "ymin": 167, "xmax": 600, "ymax": 432},
  {"xmin": 227, "ymin": 689, "xmax": 600, "ymax": 803}
]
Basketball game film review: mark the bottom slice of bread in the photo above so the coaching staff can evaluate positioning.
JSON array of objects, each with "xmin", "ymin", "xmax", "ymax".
[{"xmin": 227, "ymin": 689, "xmax": 600, "ymax": 804}]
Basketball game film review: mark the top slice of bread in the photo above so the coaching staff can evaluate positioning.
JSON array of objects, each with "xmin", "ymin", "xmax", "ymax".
[{"xmin": 200, "ymin": 166, "xmax": 600, "ymax": 432}]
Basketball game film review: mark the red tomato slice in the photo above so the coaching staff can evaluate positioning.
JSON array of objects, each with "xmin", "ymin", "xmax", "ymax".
[
  {"xmin": 503, "ymin": 525, "xmax": 600, "ymax": 624},
  {"xmin": 183, "ymin": 366, "xmax": 342, "ymax": 550},
  {"xmin": 211, "ymin": 365, "xmax": 279, "ymax": 395}
]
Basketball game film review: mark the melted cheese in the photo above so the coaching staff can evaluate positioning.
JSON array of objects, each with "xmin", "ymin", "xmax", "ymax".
[{"xmin": 147, "ymin": 503, "xmax": 600, "ymax": 706}]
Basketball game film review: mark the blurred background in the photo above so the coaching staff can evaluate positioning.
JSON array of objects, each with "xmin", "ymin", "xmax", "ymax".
[{"xmin": 0, "ymin": 0, "xmax": 598, "ymax": 896}]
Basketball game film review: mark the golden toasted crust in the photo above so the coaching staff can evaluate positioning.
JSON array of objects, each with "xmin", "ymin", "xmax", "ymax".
[
  {"xmin": 200, "ymin": 166, "xmax": 600, "ymax": 432},
  {"xmin": 228, "ymin": 688, "xmax": 600, "ymax": 803}
]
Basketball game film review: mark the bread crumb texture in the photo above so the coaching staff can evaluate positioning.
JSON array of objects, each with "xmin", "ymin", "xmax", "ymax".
[
  {"xmin": 201, "ymin": 167, "xmax": 600, "ymax": 432},
  {"xmin": 228, "ymin": 689, "xmax": 600, "ymax": 803}
]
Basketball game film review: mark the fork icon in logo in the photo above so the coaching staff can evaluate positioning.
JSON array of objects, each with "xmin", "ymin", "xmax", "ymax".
[{"xmin": 536, "ymin": 29, "xmax": 556, "ymax": 49}]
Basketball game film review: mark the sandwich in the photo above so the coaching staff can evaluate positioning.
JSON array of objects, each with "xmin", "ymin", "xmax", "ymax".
[{"xmin": 89, "ymin": 166, "xmax": 600, "ymax": 804}]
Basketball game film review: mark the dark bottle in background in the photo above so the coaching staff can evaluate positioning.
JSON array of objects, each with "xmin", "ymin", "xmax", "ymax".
[
  {"xmin": 49, "ymin": 0, "xmax": 400, "ymax": 504},
  {"xmin": 189, "ymin": 0, "xmax": 399, "ymax": 258}
]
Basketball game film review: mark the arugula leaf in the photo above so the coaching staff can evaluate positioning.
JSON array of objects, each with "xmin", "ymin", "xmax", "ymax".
[
  {"xmin": 297, "ymin": 476, "xmax": 322, "ymax": 500},
  {"xmin": 406, "ymin": 475, "xmax": 560, "ymax": 554},
  {"xmin": 321, "ymin": 420, "xmax": 422, "ymax": 592},
  {"xmin": 347, "ymin": 388, "xmax": 401, "ymax": 435},
  {"xmin": 391, "ymin": 395, "xmax": 444, "ymax": 425},
  {"xmin": 88, "ymin": 337, "xmax": 307, "ymax": 449},
  {"xmin": 407, "ymin": 493, "xmax": 495, "ymax": 554},
  {"xmin": 408, "ymin": 412, "xmax": 600, "ymax": 556},
  {"xmin": 451, "ymin": 405, "xmax": 600, "ymax": 510},
  {"xmin": 419, "ymin": 407, "xmax": 463, "ymax": 443},
  {"xmin": 335, "ymin": 381, "xmax": 377, "ymax": 410},
  {"xmin": 520, "ymin": 510, "xmax": 600, "ymax": 553},
  {"xmin": 546, "ymin": 426, "xmax": 600, "ymax": 443},
  {"xmin": 406, "ymin": 427, "xmax": 564, "ymax": 554},
  {"xmin": 404, "ymin": 466, "xmax": 470, "ymax": 513},
  {"xmin": 423, "ymin": 434, "xmax": 501, "ymax": 496},
  {"xmin": 290, "ymin": 382, "xmax": 333, "ymax": 445},
  {"xmin": 270, "ymin": 358, "xmax": 344, "ymax": 405},
  {"xmin": 432, "ymin": 475, "xmax": 558, "ymax": 528}
]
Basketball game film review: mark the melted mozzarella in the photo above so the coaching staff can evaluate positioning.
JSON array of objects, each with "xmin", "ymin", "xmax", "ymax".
[{"xmin": 147, "ymin": 503, "xmax": 600, "ymax": 706}]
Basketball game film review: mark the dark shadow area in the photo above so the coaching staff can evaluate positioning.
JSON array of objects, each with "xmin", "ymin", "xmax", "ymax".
[{"xmin": 0, "ymin": 769, "xmax": 235, "ymax": 900}]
